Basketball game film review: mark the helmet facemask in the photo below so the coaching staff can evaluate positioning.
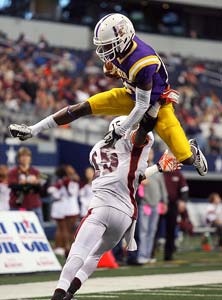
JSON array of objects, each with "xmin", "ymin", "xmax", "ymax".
[{"xmin": 94, "ymin": 36, "xmax": 127, "ymax": 62}]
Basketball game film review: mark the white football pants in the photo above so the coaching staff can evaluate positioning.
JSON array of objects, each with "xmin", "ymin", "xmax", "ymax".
[{"xmin": 56, "ymin": 206, "xmax": 132, "ymax": 291}]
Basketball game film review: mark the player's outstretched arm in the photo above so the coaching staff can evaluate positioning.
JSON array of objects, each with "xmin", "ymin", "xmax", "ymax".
[
  {"xmin": 133, "ymin": 123, "xmax": 150, "ymax": 147},
  {"xmin": 115, "ymin": 82, "xmax": 152, "ymax": 137},
  {"xmin": 104, "ymin": 82, "xmax": 153, "ymax": 146},
  {"xmin": 9, "ymin": 102, "xmax": 91, "ymax": 140},
  {"xmin": 145, "ymin": 150, "xmax": 182, "ymax": 178}
]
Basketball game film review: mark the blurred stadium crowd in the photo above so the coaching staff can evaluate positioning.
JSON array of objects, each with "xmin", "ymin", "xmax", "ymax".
[
  {"xmin": 1, "ymin": 0, "xmax": 222, "ymax": 41},
  {"xmin": 0, "ymin": 31, "xmax": 221, "ymax": 153}
]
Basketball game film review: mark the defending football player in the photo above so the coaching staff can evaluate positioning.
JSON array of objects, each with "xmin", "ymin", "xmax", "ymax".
[
  {"xmin": 9, "ymin": 13, "xmax": 207, "ymax": 176},
  {"xmin": 50, "ymin": 116, "xmax": 181, "ymax": 300}
]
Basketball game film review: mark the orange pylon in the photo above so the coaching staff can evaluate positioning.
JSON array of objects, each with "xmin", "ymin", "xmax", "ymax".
[{"xmin": 97, "ymin": 251, "xmax": 119, "ymax": 269}]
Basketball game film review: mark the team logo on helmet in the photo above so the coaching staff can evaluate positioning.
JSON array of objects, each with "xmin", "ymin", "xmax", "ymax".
[{"xmin": 114, "ymin": 21, "xmax": 127, "ymax": 37}]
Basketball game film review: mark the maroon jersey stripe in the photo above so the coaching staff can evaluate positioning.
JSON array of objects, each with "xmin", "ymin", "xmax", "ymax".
[{"xmin": 127, "ymin": 145, "xmax": 144, "ymax": 219}]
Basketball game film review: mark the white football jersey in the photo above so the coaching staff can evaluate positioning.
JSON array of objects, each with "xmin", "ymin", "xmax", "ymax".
[{"xmin": 89, "ymin": 132, "xmax": 154, "ymax": 218}]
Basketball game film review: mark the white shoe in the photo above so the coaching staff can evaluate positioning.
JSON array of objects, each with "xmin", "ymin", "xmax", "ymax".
[
  {"xmin": 8, "ymin": 124, "xmax": 32, "ymax": 141},
  {"xmin": 189, "ymin": 139, "xmax": 208, "ymax": 176},
  {"xmin": 137, "ymin": 257, "xmax": 150, "ymax": 264}
]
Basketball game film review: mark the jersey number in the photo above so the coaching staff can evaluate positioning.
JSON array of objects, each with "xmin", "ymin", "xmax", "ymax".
[{"xmin": 91, "ymin": 146, "xmax": 119, "ymax": 178}]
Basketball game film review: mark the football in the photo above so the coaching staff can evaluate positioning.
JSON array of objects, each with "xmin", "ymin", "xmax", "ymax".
[{"xmin": 103, "ymin": 61, "xmax": 120, "ymax": 78}]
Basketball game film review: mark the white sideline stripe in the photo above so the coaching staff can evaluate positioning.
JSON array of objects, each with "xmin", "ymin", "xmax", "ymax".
[
  {"xmin": 78, "ymin": 296, "xmax": 118, "ymax": 298},
  {"xmin": 135, "ymin": 289, "xmax": 192, "ymax": 293},
  {"xmin": 1, "ymin": 270, "xmax": 222, "ymax": 300},
  {"xmin": 210, "ymin": 284, "xmax": 222, "ymax": 287},
  {"xmin": 138, "ymin": 293, "xmax": 222, "ymax": 297},
  {"xmin": 174, "ymin": 287, "xmax": 222, "ymax": 291},
  {"xmin": 106, "ymin": 291, "xmax": 222, "ymax": 297},
  {"xmin": 12, "ymin": 297, "xmax": 118, "ymax": 300}
]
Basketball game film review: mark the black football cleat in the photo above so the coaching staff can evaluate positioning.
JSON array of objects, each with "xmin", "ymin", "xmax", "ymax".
[{"xmin": 51, "ymin": 289, "xmax": 66, "ymax": 300}]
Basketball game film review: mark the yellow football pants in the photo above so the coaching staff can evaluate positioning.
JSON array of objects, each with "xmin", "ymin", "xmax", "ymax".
[{"xmin": 88, "ymin": 88, "xmax": 192, "ymax": 162}]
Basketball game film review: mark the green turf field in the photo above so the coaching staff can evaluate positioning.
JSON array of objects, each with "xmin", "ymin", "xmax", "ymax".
[
  {"xmin": 9, "ymin": 284, "xmax": 222, "ymax": 300},
  {"xmin": 1, "ymin": 236, "xmax": 222, "ymax": 300},
  {"xmin": 76, "ymin": 284, "xmax": 222, "ymax": 300},
  {"xmin": 1, "ymin": 249, "xmax": 222, "ymax": 285}
]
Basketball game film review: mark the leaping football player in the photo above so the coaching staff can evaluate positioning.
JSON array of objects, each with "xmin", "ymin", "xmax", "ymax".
[
  {"xmin": 50, "ymin": 116, "xmax": 181, "ymax": 300},
  {"xmin": 9, "ymin": 13, "xmax": 207, "ymax": 176}
]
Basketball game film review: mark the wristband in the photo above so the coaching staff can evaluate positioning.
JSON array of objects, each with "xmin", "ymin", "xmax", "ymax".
[{"xmin": 157, "ymin": 162, "xmax": 163, "ymax": 172}]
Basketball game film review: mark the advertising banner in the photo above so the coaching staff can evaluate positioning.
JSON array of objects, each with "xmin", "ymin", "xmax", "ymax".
[{"xmin": 0, "ymin": 211, "xmax": 61, "ymax": 274}]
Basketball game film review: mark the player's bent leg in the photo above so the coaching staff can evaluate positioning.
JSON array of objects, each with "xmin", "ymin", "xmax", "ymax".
[
  {"xmin": 9, "ymin": 101, "xmax": 92, "ymax": 140},
  {"xmin": 137, "ymin": 205, "xmax": 150, "ymax": 263},
  {"xmin": 155, "ymin": 104, "xmax": 192, "ymax": 162},
  {"xmin": 9, "ymin": 88, "xmax": 134, "ymax": 140},
  {"xmin": 51, "ymin": 210, "xmax": 106, "ymax": 300},
  {"xmin": 88, "ymin": 88, "xmax": 135, "ymax": 115},
  {"xmin": 64, "ymin": 253, "xmax": 101, "ymax": 300},
  {"xmin": 53, "ymin": 102, "xmax": 92, "ymax": 125},
  {"xmin": 155, "ymin": 103, "xmax": 208, "ymax": 175},
  {"xmin": 64, "ymin": 207, "xmax": 133, "ymax": 299},
  {"xmin": 74, "ymin": 240, "xmax": 104, "ymax": 286}
]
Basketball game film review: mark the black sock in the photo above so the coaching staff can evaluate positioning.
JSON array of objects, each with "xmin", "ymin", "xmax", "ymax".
[{"xmin": 67, "ymin": 277, "xmax": 82, "ymax": 295}]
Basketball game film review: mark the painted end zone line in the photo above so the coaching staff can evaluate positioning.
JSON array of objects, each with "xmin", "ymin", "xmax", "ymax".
[{"xmin": 1, "ymin": 270, "xmax": 222, "ymax": 300}]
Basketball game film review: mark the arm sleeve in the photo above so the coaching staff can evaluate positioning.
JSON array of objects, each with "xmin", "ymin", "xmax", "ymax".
[
  {"xmin": 115, "ymin": 87, "xmax": 151, "ymax": 136},
  {"xmin": 115, "ymin": 61, "xmax": 159, "ymax": 137}
]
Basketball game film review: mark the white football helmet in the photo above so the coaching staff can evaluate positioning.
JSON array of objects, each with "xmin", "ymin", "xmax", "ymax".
[
  {"xmin": 93, "ymin": 13, "xmax": 135, "ymax": 62},
  {"xmin": 108, "ymin": 116, "xmax": 127, "ymax": 132}
]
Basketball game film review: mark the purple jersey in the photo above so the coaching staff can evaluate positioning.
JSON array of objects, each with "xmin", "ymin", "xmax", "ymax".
[{"xmin": 113, "ymin": 35, "xmax": 169, "ymax": 104}]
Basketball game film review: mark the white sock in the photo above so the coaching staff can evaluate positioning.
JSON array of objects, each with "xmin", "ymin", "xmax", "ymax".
[
  {"xmin": 75, "ymin": 255, "xmax": 100, "ymax": 284},
  {"xmin": 29, "ymin": 115, "xmax": 58, "ymax": 136},
  {"xmin": 56, "ymin": 256, "xmax": 84, "ymax": 291}
]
